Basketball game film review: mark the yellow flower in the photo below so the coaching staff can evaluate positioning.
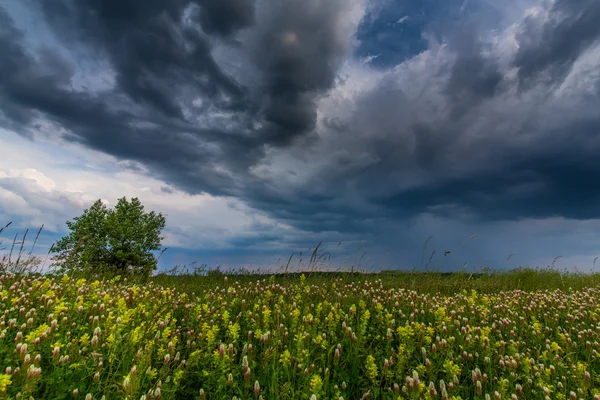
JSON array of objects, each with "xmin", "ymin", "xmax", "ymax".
[
  {"xmin": 442, "ymin": 360, "xmax": 461, "ymax": 378},
  {"xmin": 365, "ymin": 355, "xmax": 378, "ymax": 382},
  {"xmin": 309, "ymin": 374, "xmax": 322, "ymax": 393},
  {"xmin": 117, "ymin": 298, "xmax": 127, "ymax": 310},
  {"xmin": 130, "ymin": 327, "xmax": 141, "ymax": 344},
  {"xmin": 396, "ymin": 325, "xmax": 414, "ymax": 340},
  {"xmin": 280, "ymin": 349, "xmax": 291, "ymax": 368},
  {"xmin": 146, "ymin": 368, "xmax": 157, "ymax": 379},
  {"xmin": 435, "ymin": 307, "xmax": 446, "ymax": 321},
  {"xmin": 262, "ymin": 308, "xmax": 272, "ymax": 326},
  {"xmin": 79, "ymin": 333, "xmax": 90, "ymax": 346},
  {"xmin": 54, "ymin": 301, "xmax": 67, "ymax": 314},
  {"xmin": 106, "ymin": 333, "xmax": 116, "ymax": 346},
  {"xmin": 0, "ymin": 374, "xmax": 12, "ymax": 393},
  {"xmin": 228, "ymin": 322, "xmax": 240, "ymax": 342},
  {"xmin": 26, "ymin": 324, "xmax": 49, "ymax": 343}
]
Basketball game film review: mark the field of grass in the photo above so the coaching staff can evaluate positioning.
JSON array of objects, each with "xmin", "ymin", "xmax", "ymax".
[{"xmin": 1, "ymin": 269, "xmax": 600, "ymax": 399}]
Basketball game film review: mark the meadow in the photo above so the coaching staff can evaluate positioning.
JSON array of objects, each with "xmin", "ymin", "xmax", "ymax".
[{"xmin": 0, "ymin": 268, "xmax": 599, "ymax": 400}]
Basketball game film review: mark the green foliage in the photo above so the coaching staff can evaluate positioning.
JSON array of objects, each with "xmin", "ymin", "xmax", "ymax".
[{"xmin": 51, "ymin": 197, "xmax": 166, "ymax": 279}]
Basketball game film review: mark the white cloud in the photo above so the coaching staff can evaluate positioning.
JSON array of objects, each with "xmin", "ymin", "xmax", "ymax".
[{"xmin": 0, "ymin": 129, "xmax": 305, "ymax": 252}]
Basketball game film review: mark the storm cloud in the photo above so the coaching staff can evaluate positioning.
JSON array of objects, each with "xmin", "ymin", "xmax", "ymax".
[{"xmin": 2, "ymin": 0, "xmax": 600, "ymax": 269}]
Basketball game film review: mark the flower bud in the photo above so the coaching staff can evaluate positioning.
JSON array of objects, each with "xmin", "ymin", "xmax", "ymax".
[{"xmin": 254, "ymin": 380, "xmax": 260, "ymax": 395}]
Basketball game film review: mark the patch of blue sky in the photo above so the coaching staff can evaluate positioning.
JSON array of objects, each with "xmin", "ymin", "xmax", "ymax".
[{"xmin": 353, "ymin": 0, "xmax": 506, "ymax": 68}]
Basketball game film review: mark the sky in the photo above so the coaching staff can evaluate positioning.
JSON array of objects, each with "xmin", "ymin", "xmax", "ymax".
[{"xmin": 1, "ymin": 0, "xmax": 600, "ymax": 273}]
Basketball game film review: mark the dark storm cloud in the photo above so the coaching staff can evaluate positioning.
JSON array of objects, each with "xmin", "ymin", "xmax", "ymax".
[
  {"xmin": 1, "ymin": 0, "xmax": 360, "ymax": 194},
  {"xmin": 246, "ymin": 0, "xmax": 600, "ymax": 232},
  {"xmin": 247, "ymin": 0, "xmax": 361, "ymax": 145},
  {"xmin": 444, "ymin": 23, "xmax": 503, "ymax": 120},
  {"xmin": 194, "ymin": 0, "xmax": 255, "ymax": 37},
  {"xmin": 0, "ymin": 2, "xmax": 246, "ymax": 198},
  {"xmin": 37, "ymin": 0, "xmax": 357, "ymax": 148},
  {"xmin": 1, "ymin": 4, "xmax": 247, "ymax": 196},
  {"xmin": 39, "ymin": 0, "xmax": 247, "ymax": 119},
  {"xmin": 2, "ymin": 0, "xmax": 600, "ymax": 244},
  {"xmin": 514, "ymin": 0, "xmax": 600, "ymax": 88}
]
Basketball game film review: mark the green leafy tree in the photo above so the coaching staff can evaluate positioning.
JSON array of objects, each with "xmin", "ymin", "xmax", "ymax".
[{"xmin": 51, "ymin": 197, "xmax": 166, "ymax": 278}]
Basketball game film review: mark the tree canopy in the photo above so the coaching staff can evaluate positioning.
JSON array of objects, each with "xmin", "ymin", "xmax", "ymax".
[{"xmin": 51, "ymin": 197, "xmax": 166, "ymax": 278}]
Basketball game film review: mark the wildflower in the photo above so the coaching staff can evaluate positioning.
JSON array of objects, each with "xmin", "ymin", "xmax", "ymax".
[
  {"xmin": 365, "ymin": 355, "xmax": 378, "ymax": 382},
  {"xmin": 429, "ymin": 381, "xmax": 437, "ymax": 397},
  {"xmin": 413, "ymin": 370, "xmax": 420, "ymax": 388},
  {"xmin": 254, "ymin": 380, "xmax": 260, "ymax": 396},
  {"xmin": 280, "ymin": 349, "xmax": 291, "ymax": 367},
  {"xmin": 0, "ymin": 374, "xmax": 12, "ymax": 393},
  {"xmin": 310, "ymin": 374, "xmax": 322, "ymax": 393},
  {"xmin": 570, "ymin": 392, "xmax": 577, "ymax": 400}
]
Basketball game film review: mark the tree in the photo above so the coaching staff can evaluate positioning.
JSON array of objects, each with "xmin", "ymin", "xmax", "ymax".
[{"xmin": 51, "ymin": 197, "xmax": 166, "ymax": 278}]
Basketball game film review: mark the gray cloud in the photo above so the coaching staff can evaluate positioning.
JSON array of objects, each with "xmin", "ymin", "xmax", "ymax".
[
  {"xmin": 246, "ymin": 0, "xmax": 362, "ymax": 145},
  {"xmin": 444, "ymin": 23, "xmax": 504, "ymax": 120},
  {"xmin": 194, "ymin": 0, "xmax": 256, "ymax": 37},
  {"xmin": 514, "ymin": 0, "xmax": 600, "ymax": 88},
  {"xmin": 241, "ymin": 0, "xmax": 600, "ymax": 233},
  {"xmin": 2, "ymin": 0, "xmax": 600, "ymax": 258}
]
